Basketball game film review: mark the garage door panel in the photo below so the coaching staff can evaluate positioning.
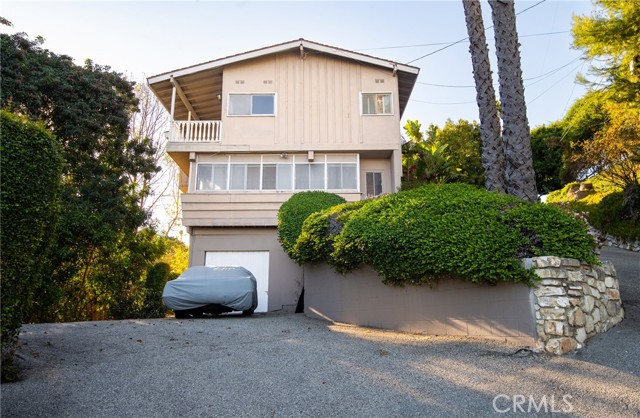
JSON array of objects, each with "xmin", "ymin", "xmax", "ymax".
[{"xmin": 205, "ymin": 251, "xmax": 269, "ymax": 313}]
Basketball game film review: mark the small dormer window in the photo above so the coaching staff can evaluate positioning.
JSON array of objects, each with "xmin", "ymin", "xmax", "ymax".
[
  {"xmin": 361, "ymin": 93, "xmax": 393, "ymax": 115},
  {"xmin": 228, "ymin": 94, "xmax": 276, "ymax": 116}
]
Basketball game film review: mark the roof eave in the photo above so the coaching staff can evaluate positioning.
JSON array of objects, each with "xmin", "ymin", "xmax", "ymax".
[{"xmin": 147, "ymin": 39, "xmax": 419, "ymax": 86}]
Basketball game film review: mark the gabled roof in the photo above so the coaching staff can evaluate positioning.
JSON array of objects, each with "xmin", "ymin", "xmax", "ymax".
[{"xmin": 147, "ymin": 38, "xmax": 419, "ymax": 120}]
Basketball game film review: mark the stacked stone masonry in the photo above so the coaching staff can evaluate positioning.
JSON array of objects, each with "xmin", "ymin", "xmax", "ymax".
[{"xmin": 524, "ymin": 256, "xmax": 624, "ymax": 355}]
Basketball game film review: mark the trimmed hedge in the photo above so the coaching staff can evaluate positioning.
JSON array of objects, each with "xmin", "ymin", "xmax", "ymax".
[
  {"xmin": 1, "ymin": 110, "xmax": 63, "ymax": 381},
  {"xmin": 279, "ymin": 184, "xmax": 598, "ymax": 287},
  {"xmin": 277, "ymin": 191, "xmax": 346, "ymax": 259}
]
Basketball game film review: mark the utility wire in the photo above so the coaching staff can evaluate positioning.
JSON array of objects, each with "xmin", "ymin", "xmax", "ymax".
[
  {"xmin": 410, "ymin": 58, "xmax": 585, "ymax": 106},
  {"xmin": 415, "ymin": 56, "xmax": 584, "ymax": 89},
  {"xmin": 406, "ymin": 0, "xmax": 548, "ymax": 64},
  {"xmin": 357, "ymin": 30, "xmax": 568, "ymax": 52}
]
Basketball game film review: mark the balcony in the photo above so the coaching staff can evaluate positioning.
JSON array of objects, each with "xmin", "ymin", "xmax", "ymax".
[{"xmin": 170, "ymin": 120, "xmax": 221, "ymax": 143}]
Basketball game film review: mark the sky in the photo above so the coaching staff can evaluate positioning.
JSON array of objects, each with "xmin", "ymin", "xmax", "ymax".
[{"xmin": 3, "ymin": 0, "xmax": 595, "ymax": 130}]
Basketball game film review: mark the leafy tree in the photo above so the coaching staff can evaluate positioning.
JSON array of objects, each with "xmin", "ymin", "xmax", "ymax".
[
  {"xmin": 488, "ymin": 0, "xmax": 538, "ymax": 202},
  {"xmin": 572, "ymin": 0, "xmax": 640, "ymax": 105},
  {"xmin": 428, "ymin": 119, "xmax": 485, "ymax": 187},
  {"xmin": 403, "ymin": 119, "xmax": 485, "ymax": 188},
  {"xmin": 1, "ymin": 32, "xmax": 160, "ymax": 322},
  {"xmin": 530, "ymin": 123, "xmax": 566, "ymax": 194},
  {"xmin": 1, "ymin": 110, "xmax": 63, "ymax": 381},
  {"xmin": 402, "ymin": 120, "xmax": 461, "ymax": 188},
  {"xmin": 462, "ymin": 0, "xmax": 506, "ymax": 193},
  {"xmin": 570, "ymin": 1, "xmax": 640, "ymax": 190}
]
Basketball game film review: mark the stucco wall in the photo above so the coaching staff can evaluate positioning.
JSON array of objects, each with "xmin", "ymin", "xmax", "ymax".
[
  {"xmin": 303, "ymin": 263, "xmax": 537, "ymax": 344},
  {"xmin": 189, "ymin": 227, "xmax": 303, "ymax": 312},
  {"xmin": 303, "ymin": 257, "xmax": 624, "ymax": 354}
]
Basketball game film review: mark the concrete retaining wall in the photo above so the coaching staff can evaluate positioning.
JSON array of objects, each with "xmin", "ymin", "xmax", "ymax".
[
  {"xmin": 304, "ymin": 263, "xmax": 537, "ymax": 345},
  {"xmin": 304, "ymin": 257, "xmax": 624, "ymax": 353}
]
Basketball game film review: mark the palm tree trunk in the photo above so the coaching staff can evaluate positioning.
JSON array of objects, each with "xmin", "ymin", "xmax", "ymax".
[
  {"xmin": 489, "ymin": 0, "xmax": 538, "ymax": 202},
  {"xmin": 462, "ymin": 0, "xmax": 506, "ymax": 193}
]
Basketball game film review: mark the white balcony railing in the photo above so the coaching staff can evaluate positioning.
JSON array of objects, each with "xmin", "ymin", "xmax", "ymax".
[{"xmin": 170, "ymin": 120, "xmax": 221, "ymax": 142}]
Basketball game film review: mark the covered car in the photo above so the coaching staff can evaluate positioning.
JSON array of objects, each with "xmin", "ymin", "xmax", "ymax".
[{"xmin": 162, "ymin": 266, "xmax": 258, "ymax": 318}]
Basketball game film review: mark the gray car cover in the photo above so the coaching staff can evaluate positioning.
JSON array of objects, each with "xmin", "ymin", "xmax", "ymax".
[{"xmin": 162, "ymin": 266, "xmax": 258, "ymax": 311}]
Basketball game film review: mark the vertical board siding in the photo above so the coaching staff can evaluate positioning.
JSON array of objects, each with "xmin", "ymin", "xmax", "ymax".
[
  {"xmin": 273, "ymin": 52, "xmax": 367, "ymax": 146},
  {"xmin": 222, "ymin": 52, "xmax": 399, "ymax": 148}
]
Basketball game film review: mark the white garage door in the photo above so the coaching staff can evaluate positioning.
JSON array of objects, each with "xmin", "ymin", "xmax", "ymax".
[{"xmin": 204, "ymin": 251, "xmax": 269, "ymax": 313}]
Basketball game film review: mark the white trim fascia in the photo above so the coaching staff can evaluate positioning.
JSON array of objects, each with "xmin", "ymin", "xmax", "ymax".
[{"xmin": 148, "ymin": 39, "xmax": 419, "ymax": 85}]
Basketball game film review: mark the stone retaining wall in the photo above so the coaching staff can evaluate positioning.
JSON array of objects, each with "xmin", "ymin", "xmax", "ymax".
[
  {"xmin": 603, "ymin": 234, "xmax": 640, "ymax": 252},
  {"xmin": 524, "ymin": 256, "xmax": 624, "ymax": 355}
]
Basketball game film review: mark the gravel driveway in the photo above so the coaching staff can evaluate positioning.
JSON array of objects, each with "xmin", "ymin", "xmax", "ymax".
[{"xmin": 2, "ymin": 247, "xmax": 639, "ymax": 418}]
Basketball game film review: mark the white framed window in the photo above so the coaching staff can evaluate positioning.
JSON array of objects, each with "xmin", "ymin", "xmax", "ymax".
[
  {"xmin": 328, "ymin": 163, "xmax": 357, "ymax": 190},
  {"xmin": 294, "ymin": 163, "xmax": 325, "ymax": 190},
  {"xmin": 229, "ymin": 164, "xmax": 261, "ymax": 190},
  {"xmin": 361, "ymin": 93, "xmax": 393, "ymax": 115},
  {"xmin": 194, "ymin": 154, "xmax": 359, "ymax": 192},
  {"xmin": 196, "ymin": 164, "xmax": 228, "ymax": 191},
  {"xmin": 262, "ymin": 164, "xmax": 292, "ymax": 190},
  {"xmin": 228, "ymin": 94, "xmax": 276, "ymax": 116},
  {"xmin": 365, "ymin": 172, "xmax": 383, "ymax": 197}
]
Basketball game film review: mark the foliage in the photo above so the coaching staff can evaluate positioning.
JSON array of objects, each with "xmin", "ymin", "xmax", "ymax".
[
  {"xmin": 402, "ymin": 120, "xmax": 462, "ymax": 188},
  {"xmin": 137, "ymin": 237, "xmax": 189, "ymax": 318},
  {"xmin": 579, "ymin": 101, "xmax": 640, "ymax": 188},
  {"xmin": 1, "ymin": 32, "xmax": 161, "ymax": 323},
  {"xmin": 277, "ymin": 191, "xmax": 346, "ymax": 259},
  {"xmin": 590, "ymin": 189, "xmax": 640, "ymax": 242},
  {"xmin": 568, "ymin": 1, "xmax": 640, "ymax": 189},
  {"xmin": 547, "ymin": 171, "xmax": 640, "ymax": 242},
  {"xmin": 530, "ymin": 123, "xmax": 567, "ymax": 194},
  {"xmin": 429, "ymin": 119, "xmax": 485, "ymax": 187},
  {"xmin": 0, "ymin": 110, "xmax": 63, "ymax": 381},
  {"xmin": 140, "ymin": 263, "xmax": 173, "ymax": 318},
  {"xmin": 281, "ymin": 184, "xmax": 598, "ymax": 287},
  {"xmin": 572, "ymin": 0, "xmax": 640, "ymax": 105},
  {"xmin": 158, "ymin": 237, "xmax": 189, "ymax": 275},
  {"xmin": 291, "ymin": 200, "xmax": 369, "ymax": 265}
]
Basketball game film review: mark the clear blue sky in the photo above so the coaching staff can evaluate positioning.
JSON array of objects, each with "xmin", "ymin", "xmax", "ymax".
[{"xmin": 3, "ymin": 0, "xmax": 593, "ymax": 129}]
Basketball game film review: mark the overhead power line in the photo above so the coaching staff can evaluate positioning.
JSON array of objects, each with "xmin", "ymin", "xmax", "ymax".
[
  {"xmin": 406, "ymin": 0, "xmax": 548, "ymax": 64},
  {"xmin": 356, "ymin": 30, "xmax": 568, "ymax": 52},
  {"xmin": 410, "ymin": 58, "xmax": 585, "ymax": 107},
  {"xmin": 415, "ymin": 56, "xmax": 584, "ymax": 89}
]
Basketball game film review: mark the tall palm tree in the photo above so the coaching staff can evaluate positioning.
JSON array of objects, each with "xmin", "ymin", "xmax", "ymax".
[
  {"xmin": 488, "ymin": 0, "xmax": 538, "ymax": 202},
  {"xmin": 462, "ymin": 0, "xmax": 506, "ymax": 193}
]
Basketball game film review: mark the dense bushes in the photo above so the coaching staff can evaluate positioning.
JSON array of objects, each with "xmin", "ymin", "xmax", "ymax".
[
  {"xmin": 1, "ymin": 111, "xmax": 63, "ymax": 381},
  {"xmin": 279, "ymin": 184, "xmax": 598, "ymax": 287},
  {"xmin": 277, "ymin": 191, "xmax": 346, "ymax": 258},
  {"xmin": 547, "ymin": 175, "xmax": 640, "ymax": 242}
]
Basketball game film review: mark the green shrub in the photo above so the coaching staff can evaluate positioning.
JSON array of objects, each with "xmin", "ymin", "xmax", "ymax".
[
  {"xmin": 292, "ymin": 199, "xmax": 369, "ymax": 264},
  {"xmin": 588, "ymin": 190, "xmax": 640, "ymax": 242},
  {"xmin": 1, "ymin": 110, "xmax": 63, "ymax": 381},
  {"xmin": 277, "ymin": 191, "xmax": 346, "ymax": 259},
  {"xmin": 546, "ymin": 173, "xmax": 640, "ymax": 242},
  {"xmin": 282, "ymin": 184, "xmax": 598, "ymax": 287}
]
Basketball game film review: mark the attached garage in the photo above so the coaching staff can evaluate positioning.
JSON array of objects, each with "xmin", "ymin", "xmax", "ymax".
[
  {"xmin": 189, "ymin": 227, "xmax": 303, "ymax": 312},
  {"xmin": 205, "ymin": 251, "xmax": 269, "ymax": 313}
]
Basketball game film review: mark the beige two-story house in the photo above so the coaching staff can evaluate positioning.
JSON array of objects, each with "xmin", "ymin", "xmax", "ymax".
[{"xmin": 147, "ymin": 39, "xmax": 419, "ymax": 313}]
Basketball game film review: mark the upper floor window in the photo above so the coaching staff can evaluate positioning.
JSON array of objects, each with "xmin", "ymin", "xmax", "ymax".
[
  {"xmin": 228, "ymin": 94, "xmax": 276, "ymax": 116},
  {"xmin": 361, "ymin": 93, "xmax": 393, "ymax": 115}
]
